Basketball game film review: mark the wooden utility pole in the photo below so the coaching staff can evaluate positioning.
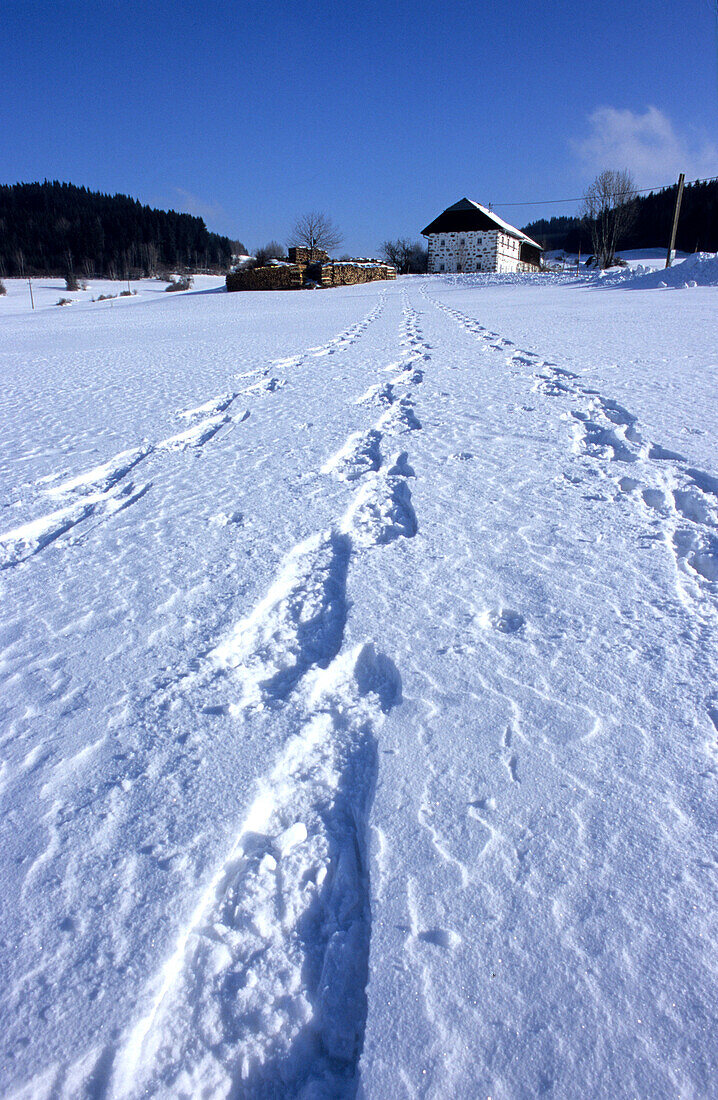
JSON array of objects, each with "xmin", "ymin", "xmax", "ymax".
[
  {"xmin": 28, "ymin": 279, "xmax": 34, "ymax": 310},
  {"xmin": 665, "ymin": 173, "xmax": 685, "ymax": 267}
]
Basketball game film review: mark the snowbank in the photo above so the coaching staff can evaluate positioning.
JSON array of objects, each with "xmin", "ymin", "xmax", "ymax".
[{"xmin": 600, "ymin": 251, "xmax": 718, "ymax": 289}]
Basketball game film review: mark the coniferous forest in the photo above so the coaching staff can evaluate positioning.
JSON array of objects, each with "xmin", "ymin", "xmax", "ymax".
[
  {"xmin": 0, "ymin": 181, "xmax": 244, "ymax": 277},
  {"xmin": 522, "ymin": 178, "xmax": 718, "ymax": 255}
]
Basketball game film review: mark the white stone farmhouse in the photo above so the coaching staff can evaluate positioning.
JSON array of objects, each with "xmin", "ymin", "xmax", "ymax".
[{"xmin": 422, "ymin": 197, "xmax": 542, "ymax": 273}]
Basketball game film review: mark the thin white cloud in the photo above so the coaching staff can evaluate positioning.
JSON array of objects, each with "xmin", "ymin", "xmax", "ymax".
[
  {"xmin": 173, "ymin": 188, "xmax": 229, "ymax": 231},
  {"xmin": 574, "ymin": 106, "xmax": 718, "ymax": 186}
]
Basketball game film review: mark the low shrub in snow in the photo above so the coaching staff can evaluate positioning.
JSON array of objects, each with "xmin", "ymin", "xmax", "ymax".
[
  {"xmin": 0, "ymin": 279, "xmax": 6, "ymax": 296},
  {"xmin": 165, "ymin": 275, "xmax": 193, "ymax": 292},
  {"xmin": 56, "ymin": 297, "xmax": 73, "ymax": 306}
]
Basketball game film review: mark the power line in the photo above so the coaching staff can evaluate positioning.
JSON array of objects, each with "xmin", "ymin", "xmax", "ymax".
[{"xmin": 491, "ymin": 174, "xmax": 718, "ymax": 208}]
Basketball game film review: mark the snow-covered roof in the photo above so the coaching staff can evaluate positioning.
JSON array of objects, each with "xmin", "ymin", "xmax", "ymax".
[{"xmin": 421, "ymin": 198, "xmax": 542, "ymax": 250}]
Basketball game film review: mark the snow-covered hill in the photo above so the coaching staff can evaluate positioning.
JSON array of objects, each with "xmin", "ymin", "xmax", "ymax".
[{"xmin": 1, "ymin": 272, "xmax": 716, "ymax": 1098}]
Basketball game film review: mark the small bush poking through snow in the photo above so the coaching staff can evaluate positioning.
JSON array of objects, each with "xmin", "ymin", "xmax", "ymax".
[
  {"xmin": 95, "ymin": 293, "xmax": 117, "ymax": 302},
  {"xmin": 0, "ymin": 279, "xmax": 6, "ymax": 296},
  {"xmin": 56, "ymin": 297, "xmax": 73, "ymax": 306},
  {"xmin": 165, "ymin": 275, "xmax": 193, "ymax": 292},
  {"xmin": 65, "ymin": 272, "xmax": 80, "ymax": 291},
  {"xmin": 119, "ymin": 289, "xmax": 137, "ymax": 297}
]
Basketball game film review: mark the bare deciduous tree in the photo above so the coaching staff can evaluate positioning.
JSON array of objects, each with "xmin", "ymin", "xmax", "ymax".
[
  {"xmin": 379, "ymin": 239, "xmax": 400, "ymax": 269},
  {"xmin": 253, "ymin": 240, "xmax": 286, "ymax": 266},
  {"xmin": 64, "ymin": 249, "xmax": 79, "ymax": 291},
  {"xmin": 288, "ymin": 212, "xmax": 343, "ymax": 260},
  {"xmin": 140, "ymin": 241, "xmax": 160, "ymax": 276},
  {"xmin": 582, "ymin": 168, "xmax": 637, "ymax": 268},
  {"xmin": 380, "ymin": 238, "xmax": 427, "ymax": 274}
]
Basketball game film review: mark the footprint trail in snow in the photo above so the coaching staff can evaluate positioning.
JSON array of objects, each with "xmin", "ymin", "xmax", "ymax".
[{"xmin": 113, "ymin": 300, "xmax": 422, "ymax": 1096}]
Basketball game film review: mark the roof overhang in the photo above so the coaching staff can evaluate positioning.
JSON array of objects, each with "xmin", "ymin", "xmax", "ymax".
[{"xmin": 422, "ymin": 197, "xmax": 542, "ymax": 250}]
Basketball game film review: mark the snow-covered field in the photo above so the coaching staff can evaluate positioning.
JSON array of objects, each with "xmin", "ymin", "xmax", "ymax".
[
  {"xmin": 545, "ymin": 246, "xmax": 692, "ymax": 274},
  {"xmin": 1, "ymin": 267, "xmax": 717, "ymax": 1098}
]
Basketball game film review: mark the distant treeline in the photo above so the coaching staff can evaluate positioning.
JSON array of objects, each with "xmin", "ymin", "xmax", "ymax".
[
  {"xmin": 522, "ymin": 178, "xmax": 718, "ymax": 255},
  {"xmin": 0, "ymin": 181, "xmax": 245, "ymax": 277}
]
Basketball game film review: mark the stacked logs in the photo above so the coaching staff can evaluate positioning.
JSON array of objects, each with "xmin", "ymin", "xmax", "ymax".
[
  {"xmin": 226, "ymin": 253, "xmax": 396, "ymax": 292},
  {"xmin": 226, "ymin": 264, "xmax": 303, "ymax": 292},
  {"xmin": 287, "ymin": 247, "xmax": 330, "ymax": 265},
  {"xmin": 317, "ymin": 262, "xmax": 396, "ymax": 287}
]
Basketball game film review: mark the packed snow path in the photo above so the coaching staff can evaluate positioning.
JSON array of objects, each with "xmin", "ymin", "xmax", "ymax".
[{"xmin": 0, "ymin": 274, "xmax": 716, "ymax": 1098}]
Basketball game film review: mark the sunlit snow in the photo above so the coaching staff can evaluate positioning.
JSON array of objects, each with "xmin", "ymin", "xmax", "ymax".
[{"xmin": 1, "ymin": 267, "xmax": 716, "ymax": 1098}]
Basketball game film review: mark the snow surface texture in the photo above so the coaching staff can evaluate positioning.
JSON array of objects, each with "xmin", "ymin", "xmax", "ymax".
[
  {"xmin": 1, "ymin": 272, "xmax": 717, "ymax": 1098},
  {"xmin": 601, "ymin": 250, "xmax": 718, "ymax": 289}
]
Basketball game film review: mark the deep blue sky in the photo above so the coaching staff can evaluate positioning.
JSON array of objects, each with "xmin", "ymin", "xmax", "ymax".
[{"xmin": 2, "ymin": 0, "xmax": 717, "ymax": 254}]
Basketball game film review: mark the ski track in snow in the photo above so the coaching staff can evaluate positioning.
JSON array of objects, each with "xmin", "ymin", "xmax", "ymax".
[
  {"xmin": 427, "ymin": 291, "xmax": 718, "ymax": 615},
  {"xmin": 0, "ymin": 298, "xmax": 388, "ymax": 570}
]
